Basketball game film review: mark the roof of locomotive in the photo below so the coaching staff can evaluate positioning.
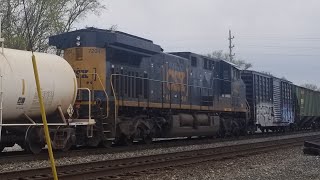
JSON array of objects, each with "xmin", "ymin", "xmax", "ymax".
[
  {"xmin": 49, "ymin": 27, "xmax": 163, "ymax": 55},
  {"xmin": 169, "ymin": 51, "xmax": 241, "ymax": 69}
]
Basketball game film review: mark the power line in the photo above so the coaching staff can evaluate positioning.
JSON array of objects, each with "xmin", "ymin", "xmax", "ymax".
[{"xmin": 240, "ymin": 52, "xmax": 320, "ymax": 57}]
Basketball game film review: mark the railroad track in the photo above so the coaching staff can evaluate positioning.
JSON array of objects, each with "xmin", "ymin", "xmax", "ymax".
[
  {"xmin": 0, "ymin": 129, "xmax": 316, "ymax": 164},
  {"xmin": 1, "ymin": 133, "xmax": 319, "ymax": 180}
]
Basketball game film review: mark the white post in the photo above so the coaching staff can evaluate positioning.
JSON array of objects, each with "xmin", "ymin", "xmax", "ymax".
[
  {"xmin": 0, "ymin": 70, "xmax": 3, "ymax": 143},
  {"xmin": 0, "ymin": 14, "xmax": 4, "ymax": 142},
  {"xmin": 0, "ymin": 15, "xmax": 4, "ymax": 54}
]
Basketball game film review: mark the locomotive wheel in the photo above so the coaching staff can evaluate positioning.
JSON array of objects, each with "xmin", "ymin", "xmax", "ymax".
[
  {"xmin": 142, "ymin": 135, "xmax": 153, "ymax": 144},
  {"xmin": 232, "ymin": 127, "xmax": 240, "ymax": 137},
  {"xmin": 123, "ymin": 136, "xmax": 133, "ymax": 146},
  {"xmin": 117, "ymin": 134, "xmax": 133, "ymax": 146},
  {"xmin": 25, "ymin": 126, "xmax": 44, "ymax": 154},
  {"xmin": 138, "ymin": 127, "xmax": 153, "ymax": 144},
  {"xmin": 217, "ymin": 129, "xmax": 226, "ymax": 138},
  {"xmin": 61, "ymin": 138, "xmax": 73, "ymax": 152},
  {"xmin": 100, "ymin": 140, "xmax": 112, "ymax": 148},
  {"xmin": 87, "ymin": 133, "xmax": 101, "ymax": 147}
]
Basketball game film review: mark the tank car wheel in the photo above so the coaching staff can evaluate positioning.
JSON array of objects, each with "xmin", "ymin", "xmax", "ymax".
[{"xmin": 25, "ymin": 126, "xmax": 44, "ymax": 154}]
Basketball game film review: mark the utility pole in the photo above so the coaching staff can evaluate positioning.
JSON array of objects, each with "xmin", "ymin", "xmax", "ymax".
[{"xmin": 228, "ymin": 29, "xmax": 235, "ymax": 61}]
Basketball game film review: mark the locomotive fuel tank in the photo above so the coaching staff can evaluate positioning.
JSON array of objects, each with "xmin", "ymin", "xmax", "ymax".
[{"xmin": 0, "ymin": 48, "xmax": 77, "ymax": 123}]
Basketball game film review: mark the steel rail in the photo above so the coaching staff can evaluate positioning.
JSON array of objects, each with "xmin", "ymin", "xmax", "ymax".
[{"xmin": 0, "ymin": 133, "xmax": 319, "ymax": 180}]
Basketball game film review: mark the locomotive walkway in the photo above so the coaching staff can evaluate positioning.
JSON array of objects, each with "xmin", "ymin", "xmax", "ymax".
[{"xmin": 1, "ymin": 132, "xmax": 319, "ymax": 180}]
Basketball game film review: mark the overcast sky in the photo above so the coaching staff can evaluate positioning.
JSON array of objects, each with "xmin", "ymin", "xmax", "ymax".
[{"xmin": 76, "ymin": 0, "xmax": 320, "ymax": 86}]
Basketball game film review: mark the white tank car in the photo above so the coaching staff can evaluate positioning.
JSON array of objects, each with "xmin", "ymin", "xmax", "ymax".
[{"xmin": 0, "ymin": 48, "xmax": 77, "ymax": 123}]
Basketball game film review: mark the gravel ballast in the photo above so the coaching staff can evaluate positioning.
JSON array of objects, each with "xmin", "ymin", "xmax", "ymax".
[
  {"xmin": 139, "ymin": 146, "xmax": 320, "ymax": 180},
  {"xmin": 0, "ymin": 132, "xmax": 319, "ymax": 173}
]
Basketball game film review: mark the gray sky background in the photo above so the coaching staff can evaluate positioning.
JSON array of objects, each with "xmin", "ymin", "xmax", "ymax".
[{"xmin": 76, "ymin": 0, "xmax": 320, "ymax": 87}]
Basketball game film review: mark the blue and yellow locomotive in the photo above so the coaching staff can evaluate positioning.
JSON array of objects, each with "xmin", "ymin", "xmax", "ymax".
[{"xmin": 49, "ymin": 28, "xmax": 248, "ymax": 146}]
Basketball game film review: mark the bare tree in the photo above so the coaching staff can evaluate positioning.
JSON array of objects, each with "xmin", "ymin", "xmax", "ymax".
[
  {"xmin": 109, "ymin": 24, "xmax": 118, "ymax": 32},
  {"xmin": 0, "ymin": 0, "xmax": 105, "ymax": 52},
  {"xmin": 206, "ymin": 50, "xmax": 252, "ymax": 70},
  {"xmin": 301, "ymin": 84, "xmax": 319, "ymax": 91},
  {"xmin": 260, "ymin": 71, "xmax": 273, "ymax": 76}
]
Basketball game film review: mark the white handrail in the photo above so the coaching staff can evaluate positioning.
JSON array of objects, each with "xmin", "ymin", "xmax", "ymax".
[
  {"xmin": 77, "ymin": 88, "xmax": 92, "ymax": 120},
  {"xmin": 78, "ymin": 73, "xmax": 109, "ymax": 118},
  {"xmin": 0, "ymin": 71, "xmax": 3, "ymax": 142}
]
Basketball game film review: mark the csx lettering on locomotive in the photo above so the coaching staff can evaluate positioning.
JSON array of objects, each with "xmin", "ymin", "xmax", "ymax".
[{"xmin": 74, "ymin": 69, "xmax": 89, "ymax": 78}]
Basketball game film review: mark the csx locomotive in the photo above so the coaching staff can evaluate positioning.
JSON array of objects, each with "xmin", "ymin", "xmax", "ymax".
[
  {"xmin": 49, "ymin": 28, "xmax": 249, "ymax": 148},
  {"xmin": 0, "ymin": 27, "xmax": 319, "ymax": 153}
]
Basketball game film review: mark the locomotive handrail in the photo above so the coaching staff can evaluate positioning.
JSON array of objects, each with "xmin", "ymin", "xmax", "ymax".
[
  {"xmin": 110, "ymin": 73, "xmax": 216, "ymax": 122},
  {"xmin": 77, "ymin": 87, "xmax": 94, "ymax": 138},
  {"xmin": 78, "ymin": 72, "xmax": 109, "ymax": 119},
  {"xmin": 77, "ymin": 88, "xmax": 92, "ymax": 120},
  {"xmin": 110, "ymin": 74, "xmax": 117, "ymax": 137},
  {"xmin": 110, "ymin": 73, "xmax": 218, "ymax": 90}
]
